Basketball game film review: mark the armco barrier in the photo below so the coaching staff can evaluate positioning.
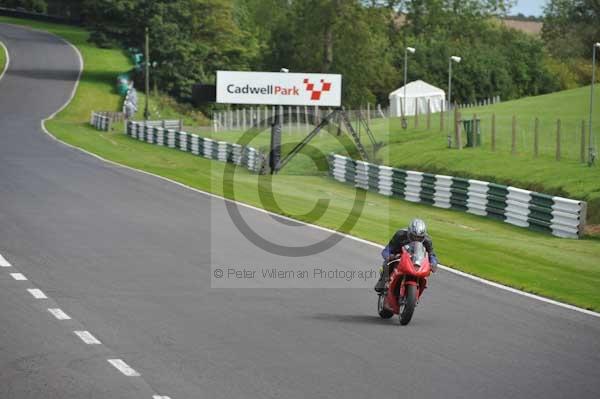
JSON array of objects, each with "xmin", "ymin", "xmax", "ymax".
[
  {"xmin": 329, "ymin": 154, "xmax": 586, "ymax": 239},
  {"xmin": 90, "ymin": 112, "xmax": 111, "ymax": 131},
  {"xmin": 140, "ymin": 119, "xmax": 183, "ymax": 130},
  {"xmin": 126, "ymin": 121, "xmax": 264, "ymax": 173}
]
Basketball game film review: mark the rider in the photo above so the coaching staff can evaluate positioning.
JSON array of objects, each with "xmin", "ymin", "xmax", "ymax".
[{"xmin": 374, "ymin": 218, "xmax": 438, "ymax": 293}]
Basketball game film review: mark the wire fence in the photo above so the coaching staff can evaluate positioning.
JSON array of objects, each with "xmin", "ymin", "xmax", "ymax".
[
  {"xmin": 208, "ymin": 104, "xmax": 598, "ymax": 164},
  {"xmin": 455, "ymin": 112, "xmax": 597, "ymax": 163}
]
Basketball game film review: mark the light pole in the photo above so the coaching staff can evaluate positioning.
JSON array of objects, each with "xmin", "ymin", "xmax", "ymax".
[
  {"xmin": 589, "ymin": 43, "xmax": 600, "ymax": 166},
  {"xmin": 447, "ymin": 55, "xmax": 461, "ymax": 148},
  {"xmin": 402, "ymin": 46, "xmax": 416, "ymax": 129},
  {"xmin": 143, "ymin": 27, "xmax": 150, "ymax": 121}
]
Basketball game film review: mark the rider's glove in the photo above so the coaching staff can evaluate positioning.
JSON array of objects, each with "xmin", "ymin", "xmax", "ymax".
[{"xmin": 429, "ymin": 254, "xmax": 438, "ymax": 273}]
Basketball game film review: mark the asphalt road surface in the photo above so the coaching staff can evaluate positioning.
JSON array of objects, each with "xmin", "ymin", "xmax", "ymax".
[{"xmin": 0, "ymin": 23, "xmax": 599, "ymax": 399}]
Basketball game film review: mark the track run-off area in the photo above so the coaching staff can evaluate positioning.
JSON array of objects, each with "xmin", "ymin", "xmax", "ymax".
[{"xmin": 0, "ymin": 23, "xmax": 599, "ymax": 399}]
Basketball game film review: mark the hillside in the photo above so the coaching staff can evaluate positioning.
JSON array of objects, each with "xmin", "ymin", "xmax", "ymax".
[{"xmin": 378, "ymin": 86, "xmax": 600, "ymax": 223}]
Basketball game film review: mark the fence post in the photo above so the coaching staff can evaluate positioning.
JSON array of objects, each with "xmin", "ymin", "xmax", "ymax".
[
  {"xmin": 414, "ymin": 98, "xmax": 419, "ymax": 128},
  {"xmin": 304, "ymin": 105, "xmax": 309, "ymax": 130},
  {"xmin": 426, "ymin": 99, "xmax": 431, "ymax": 129},
  {"xmin": 511, "ymin": 115, "xmax": 517, "ymax": 155},
  {"xmin": 491, "ymin": 113, "xmax": 496, "ymax": 151},
  {"xmin": 472, "ymin": 113, "xmax": 477, "ymax": 147},
  {"xmin": 581, "ymin": 120, "xmax": 586, "ymax": 163},
  {"xmin": 534, "ymin": 117, "xmax": 539, "ymax": 157},
  {"xmin": 556, "ymin": 119, "xmax": 561, "ymax": 161},
  {"xmin": 456, "ymin": 110, "xmax": 462, "ymax": 149},
  {"xmin": 367, "ymin": 103, "xmax": 371, "ymax": 127},
  {"xmin": 456, "ymin": 112, "xmax": 462, "ymax": 150}
]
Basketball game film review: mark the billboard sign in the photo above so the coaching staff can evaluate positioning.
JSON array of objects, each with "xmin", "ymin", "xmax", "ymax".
[{"xmin": 216, "ymin": 71, "xmax": 342, "ymax": 106}]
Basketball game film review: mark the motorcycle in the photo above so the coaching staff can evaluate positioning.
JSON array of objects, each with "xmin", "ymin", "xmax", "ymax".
[{"xmin": 377, "ymin": 241, "xmax": 433, "ymax": 325}]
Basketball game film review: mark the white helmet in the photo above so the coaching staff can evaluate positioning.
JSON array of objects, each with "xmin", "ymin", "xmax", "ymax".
[{"xmin": 408, "ymin": 218, "xmax": 427, "ymax": 242}]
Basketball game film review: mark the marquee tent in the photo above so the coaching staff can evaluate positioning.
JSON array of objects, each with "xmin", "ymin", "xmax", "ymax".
[{"xmin": 389, "ymin": 80, "xmax": 446, "ymax": 117}]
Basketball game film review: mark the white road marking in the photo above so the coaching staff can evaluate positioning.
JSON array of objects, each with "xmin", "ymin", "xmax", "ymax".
[
  {"xmin": 36, "ymin": 28, "xmax": 600, "ymax": 321},
  {"xmin": 27, "ymin": 288, "xmax": 47, "ymax": 299},
  {"xmin": 74, "ymin": 330, "xmax": 102, "ymax": 345},
  {"xmin": 10, "ymin": 273, "xmax": 27, "ymax": 281},
  {"xmin": 0, "ymin": 253, "xmax": 11, "ymax": 267},
  {"xmin": 153, "ymin": 396, "xmax": 172, "ymax": 399},
  {"xmin": 107, "ymin": 359, "xmax": 140, "ymax": 377},
  {"xmin": 48, "ymin": 308, "xmax": 71, "ymax": 320}
]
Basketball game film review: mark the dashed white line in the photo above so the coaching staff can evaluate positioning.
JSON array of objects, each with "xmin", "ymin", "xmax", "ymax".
[
  {"xmin": 48, "ymin": 308, "xmax": 71, "ymax": 320},
  {"xmin": 10, "ymin": 273, "xmax": 27, "ymax": 281},
  {"xmin": 74, "ymin": 330, "xmax": 102, "ymax": 345},
  {"xmin": 27, "ymin": 288, "xmax": 47, "ymax": 299},
  {"xmin": 153, "ymin": 396, "xmax": 172, "ymax": 399},
  {"xmin": 107, "ymin": 359, "xmax": 140, "ymax": 377},
  {"xmin": 0, "ymin": 253, "xmax": 11, "ymax": 267}
]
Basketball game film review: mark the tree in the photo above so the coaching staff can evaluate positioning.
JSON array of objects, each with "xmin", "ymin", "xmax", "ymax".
[
  {"xmin": 543, "ymin": 0, "xmax": 600, "ymax": 59},
  {"xmin": 83, "ymin": 0, "xmax": 258, "ymax": 98}
]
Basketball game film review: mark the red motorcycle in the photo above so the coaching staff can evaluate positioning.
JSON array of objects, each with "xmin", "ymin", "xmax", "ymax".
[{"xmin": 377, "ymin": 241, "xmax": 433, "ymax": 325}]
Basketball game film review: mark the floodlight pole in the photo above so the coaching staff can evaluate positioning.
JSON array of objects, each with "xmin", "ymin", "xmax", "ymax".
[
  {"xmin": 447, "ymin": 56, "xmax": 461, "ymax": 148},
  {"xmin": 589, "ymin": 43, "xmax": 600, "ymax": 166},
  {"xmin": 144, "ymin": 27, "xmax": 150, "ymax": 121},
  {"xmin": 402, "ymin": 47, "xmax": 415, "ymax": 129}
]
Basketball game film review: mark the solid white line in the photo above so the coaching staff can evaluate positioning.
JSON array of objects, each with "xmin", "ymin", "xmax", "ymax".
[
  {"xmin": 0, "ymin": 40, "xmax": 9, "ymax": 81},
  {"xmin": 27, "ymin": 288, "xmax": 47, "ymax": 299},
  {"xmin": 107, "ymin": 359, "xmax": 140, "ymax": 377},
  {"xmin": 42, "ymin": 114, "xmax": 600, "ymax": 319},
  {"xmin": 74, "ymin": 330, "xmax": 102, "ymax": 345},
  {"xmin": 34, "ymin": 27, "xmax": 600, "ymax": 320},
  {"xmin": 48, "ymin": 308, "xmax": 71, "ymax": 320},
  {"xmin": 437, "ymin": 266, "xmax": 600, "ymax": 317},
  {"xmin": 10, "ymin": 273, "xmax": 27, "ymax": 280},
  {"xmin": 0, "ymin": 253, "xmax": 11, "ymax": 267}
]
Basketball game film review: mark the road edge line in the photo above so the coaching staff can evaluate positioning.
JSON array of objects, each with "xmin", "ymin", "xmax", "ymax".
[{"xmin": 33, "ymin": 26, "xmax": 600, "ymax": 320}]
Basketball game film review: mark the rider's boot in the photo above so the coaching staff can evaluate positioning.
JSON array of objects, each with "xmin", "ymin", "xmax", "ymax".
[{"xmin": 374, "ymin": 264, "xmax": 388, "ymax": 293}]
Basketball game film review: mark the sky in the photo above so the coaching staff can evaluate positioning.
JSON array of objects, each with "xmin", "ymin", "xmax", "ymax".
[{"xmin": 511, "ymin": 0, "xmax": 547, "ymax": 16}]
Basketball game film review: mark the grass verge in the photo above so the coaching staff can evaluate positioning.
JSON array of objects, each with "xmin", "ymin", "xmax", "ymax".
[{"xmin": 2, "ymin": 16, "xmax": 599, "ymax": 311}]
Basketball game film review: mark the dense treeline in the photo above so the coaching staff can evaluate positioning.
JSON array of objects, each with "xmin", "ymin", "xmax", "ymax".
[
  {"xmin": 542, "ymin": 0, "xmax": 600, "ymax": 89},
  {"xmin": 0, "ymin": 0, "xmax": 597, "ymax": 107}
]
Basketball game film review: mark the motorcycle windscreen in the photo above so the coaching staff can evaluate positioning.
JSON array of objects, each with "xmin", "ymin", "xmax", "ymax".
[{"xmin": 408, "ymin": 241, "xmax": 427, "ymax": 267}]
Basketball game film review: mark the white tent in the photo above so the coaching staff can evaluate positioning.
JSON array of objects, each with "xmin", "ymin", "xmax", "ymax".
[{"xmin": 389, "ymin": 80, "xmax": 446, "ymax": 118}]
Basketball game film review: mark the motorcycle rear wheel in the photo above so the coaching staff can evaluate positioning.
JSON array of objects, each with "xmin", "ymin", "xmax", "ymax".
[
  {"xmin": 377, "ymin": 294, "xmax": 393, "ymax": 319},
  {"xmin": 399, "ymin": 285, "xmax": 417, "ymax": 325}
]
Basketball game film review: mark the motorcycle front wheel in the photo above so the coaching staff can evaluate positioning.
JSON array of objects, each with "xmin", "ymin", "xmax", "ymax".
[
  {"xmin": 399, "ymin": 284, "xmax": 417, "ymax": 325},
  {"xmin": 377, "ymin": 294, "xmax": 393, "ymax": 319}
]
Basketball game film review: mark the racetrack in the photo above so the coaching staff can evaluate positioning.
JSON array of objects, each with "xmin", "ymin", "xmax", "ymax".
[{"xmin": 0, "ymin": 23, "xmax": 599, "ymax": 399}]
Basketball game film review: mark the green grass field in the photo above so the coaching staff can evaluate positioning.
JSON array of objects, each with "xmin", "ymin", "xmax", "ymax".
[
  {"xmin": 208, "ymin": 89, "xmax": 600, "ymax": 223},
  {"xmin": 2, "ymin": 16, "xmax": 599, "ymax": 310}
]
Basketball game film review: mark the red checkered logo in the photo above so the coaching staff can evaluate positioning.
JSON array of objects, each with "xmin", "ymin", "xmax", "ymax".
[{"xmin": 303, "ymin": 78, "xmax": 332, "ymax": 101}]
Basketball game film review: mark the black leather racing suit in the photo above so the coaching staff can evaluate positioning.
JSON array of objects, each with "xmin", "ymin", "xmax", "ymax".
[{"xmin": 375, "ymin": 229, "xmax": 438, "ymax": 292}]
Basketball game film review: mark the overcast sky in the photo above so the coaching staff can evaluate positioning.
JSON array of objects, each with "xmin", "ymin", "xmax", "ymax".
[{"xmin": 511, "ymin": 0, "xmax": 547, "ymax": 16}]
